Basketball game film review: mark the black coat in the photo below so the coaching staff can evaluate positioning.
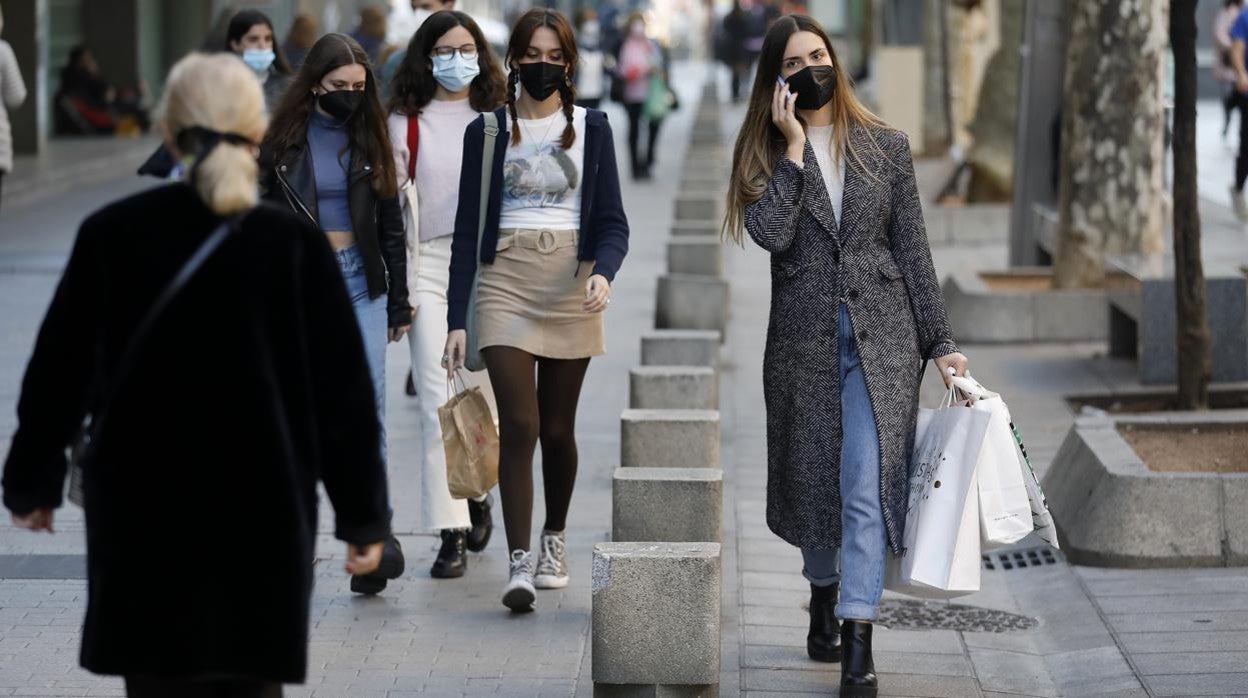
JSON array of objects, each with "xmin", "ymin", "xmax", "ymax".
[
  {"xmin": 1, "ymin": 184, "xmax": 392, "ymax": 683},
  {"xmin": 261, "ymin": 143, "xmax": 413, "ymax": 328}
]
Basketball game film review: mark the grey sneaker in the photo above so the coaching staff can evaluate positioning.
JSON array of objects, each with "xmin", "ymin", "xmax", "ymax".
[
  {"xmin": 1232, "ymin": 185, "xmax": 1248, "ymax": 221},
  {"xmin": 534, "ymin": 529, "xmax": 569, "ymax": 589},
  {"xmin": 502, "ymin": 549, "xmax": 535, "ymax": 612}
]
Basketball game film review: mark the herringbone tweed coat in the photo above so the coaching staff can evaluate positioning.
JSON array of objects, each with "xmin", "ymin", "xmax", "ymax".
[{"xmin": 745, "ymin": 124, "xmax": 959, "ymax": 553}]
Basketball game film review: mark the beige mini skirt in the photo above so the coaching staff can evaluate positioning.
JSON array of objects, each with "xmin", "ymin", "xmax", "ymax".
[{"xmin": 476, "ymin": 228, "xmax": 606, "ymax": 359}]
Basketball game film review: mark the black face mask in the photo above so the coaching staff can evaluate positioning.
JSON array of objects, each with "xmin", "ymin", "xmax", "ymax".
[
  {"xmin": 317, "ymin": 89, "xmax": 365, "ymax": 121},
  {"xmin": 517, "ymin": 62, "xmax": 566, "ymax": 101},
  {"xmin": 785, "ymin": 65, "xmax": 836, "ymax": 110}
]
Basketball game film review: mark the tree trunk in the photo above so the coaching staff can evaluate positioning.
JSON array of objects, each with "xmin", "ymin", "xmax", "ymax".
[
  {"xmin": 1053, "ymin": 0, "xmax": 1168, "ymax": 289},
  {"xmin": 922, "ymin": 0, "xmax": 952, "ymax": 155},
  {"xmin": 1170, "ymin": 0, "xmax": 1210, "ymax": 410}
]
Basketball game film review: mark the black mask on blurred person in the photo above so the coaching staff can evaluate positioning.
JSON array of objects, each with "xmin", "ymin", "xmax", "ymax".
[
  {"xmin": 785, "ymin": 65, "xmax": 837, "ymax": 110},
  {"xmin": 518, "ymin": 62, "xmax": 566, "ymax": 101},
  {"xmin": 318, "ymin": 89, "xmax": 365, "ymax": 121}
]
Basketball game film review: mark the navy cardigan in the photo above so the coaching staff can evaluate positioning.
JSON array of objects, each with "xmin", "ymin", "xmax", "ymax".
[{"xmin": 447, "ymin": 107, "xmax": 630, "ymax": 331}]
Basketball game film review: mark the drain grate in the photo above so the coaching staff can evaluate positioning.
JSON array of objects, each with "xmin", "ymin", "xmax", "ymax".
[
  {"xmin": 877, "ymin": 599, "xmax": 1038, "ymax": 633},
  {"xmin": 982, "ymin": 546, "xmax": 1062, "ymax": 571}
]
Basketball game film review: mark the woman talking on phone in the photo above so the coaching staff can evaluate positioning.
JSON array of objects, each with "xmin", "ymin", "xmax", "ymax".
[{"xmin": 723, "ymin": 15, "xmax": 968, "ymax": 697}]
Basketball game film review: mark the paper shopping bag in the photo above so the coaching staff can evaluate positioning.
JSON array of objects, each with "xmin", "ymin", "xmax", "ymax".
[
  {"xmin": 949, "ymin": 375, "xmax": 1033, "ymax": 547},
  {"xmin": 438, "ymin": 380, "xmax": 499, "ymax": 499},
  {"xmin": 886, "ymin": 389, "xmax": 992, "ymax": 599}
]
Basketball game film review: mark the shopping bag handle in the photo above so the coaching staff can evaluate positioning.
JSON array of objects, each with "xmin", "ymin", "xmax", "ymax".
[
  {"xmin": 949, "ymin": 372, "xmax": 998, "ymax": 400},
  {"xmin": 446, "ymin": 369, "xmax": 470, "ymax": 400}
]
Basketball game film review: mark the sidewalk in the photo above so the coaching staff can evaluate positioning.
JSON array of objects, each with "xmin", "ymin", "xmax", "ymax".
[
  {"xmin": 2, "ymin": 135, "xmax": 159, "ymax": 213},
  {"xmin": 0, "ymin": 63, "xmax": 1245, "ymax": 698}
]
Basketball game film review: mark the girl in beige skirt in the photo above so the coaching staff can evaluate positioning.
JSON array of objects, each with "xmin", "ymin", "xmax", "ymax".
[{"xmin": 444, "ymin": 8, "xmax": 629, "ymax": 613}]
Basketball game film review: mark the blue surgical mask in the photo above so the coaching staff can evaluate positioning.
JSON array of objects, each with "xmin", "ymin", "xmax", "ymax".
[
  {"xmin": 242, "ymin": 48, "xmax": 276, "ymax": 74},
  {"xmin": 431, "ymin": 52, "xmax": 480, "ymax": 92}
]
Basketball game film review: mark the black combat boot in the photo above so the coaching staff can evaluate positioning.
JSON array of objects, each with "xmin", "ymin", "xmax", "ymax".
[{"xmin": 807, "ymin": 582, "xmax": 841, "ymax": 662}]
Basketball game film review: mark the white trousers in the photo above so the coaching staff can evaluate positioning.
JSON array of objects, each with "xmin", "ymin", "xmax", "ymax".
[{"xmin": 407, "ymin": 237, "xmax": 494, "ymax": 531}]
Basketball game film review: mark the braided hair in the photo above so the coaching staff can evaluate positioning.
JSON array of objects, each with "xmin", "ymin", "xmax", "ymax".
[{"xmin": 505, "ymin": 8, "xmax": 580, "ymax": 149}]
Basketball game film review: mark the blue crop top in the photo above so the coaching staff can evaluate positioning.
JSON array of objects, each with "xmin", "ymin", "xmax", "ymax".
[{"xmin": 307, "ymin": 110, "xmax": 353, "ymax": 232}]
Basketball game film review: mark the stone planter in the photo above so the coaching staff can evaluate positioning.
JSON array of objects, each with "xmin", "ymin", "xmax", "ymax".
[
  {"xmin": 1042, "ymin": 411, "xmax": 1248, "ymax": 568},
  {"xmin": 942, "ymin": 268, "xmax": 1120, "ymax": 343}
]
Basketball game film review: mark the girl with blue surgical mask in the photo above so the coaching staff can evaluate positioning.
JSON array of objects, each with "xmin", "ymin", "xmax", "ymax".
[
  {"xmin": 226, "ymin": 9, "xmax": 293, "ymax": 110},
  {"xmin": 386, "ymin": 10, "xmax": 507, "ymax": 580}
]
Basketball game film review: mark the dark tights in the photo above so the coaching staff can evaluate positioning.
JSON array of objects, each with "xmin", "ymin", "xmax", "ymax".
[{"xmin": 483, "ymin": 346, "xmax": 590, "ymax": 553}]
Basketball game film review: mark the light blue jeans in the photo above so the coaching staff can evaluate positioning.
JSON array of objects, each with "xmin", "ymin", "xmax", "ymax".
[
  {"xmin": 336, "ymin": 245, "xmax": 388, "ymax": 461},
  {"xmin": 801, "ymin": 303, "xmax": 887, "ymax": 622}
]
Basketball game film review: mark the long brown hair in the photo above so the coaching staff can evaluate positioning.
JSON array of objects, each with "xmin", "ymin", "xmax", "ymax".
[
  {"xmin": 505, "ymin": 8, "xmax": 579, "ymax": 149},
  {"xmin": 723, "ymin": 14, "xmax": 888, "ymax": 245},
  {"xmin": 388, "ymin": 10, "xmax": 507, "ymax": 116},
  {"xmin": 262, "ymin": 33, "xmax": 398, "ymax": 198}
]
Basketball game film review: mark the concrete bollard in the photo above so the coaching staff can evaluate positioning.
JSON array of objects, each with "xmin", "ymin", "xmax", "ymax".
[
  {"xmin": 672, "ymin": 220, "xmax": 722, "ymax": 238},
  {"xmin": 592, "ymin": 542, "xmax": 721, "ymax": 696},
  {"xmin": 629, "ymin": 366, "xmax": 717, "ymax": 410},
  {"xmin": 674, "ymin": 194, "xmax": 720, "ymax": 222},
  {"xmin": 667, "ymin": 236, "xmax": 723, "ymax": 277},
  {"xmin": 621, "ymin": 409, "xmax": 719, "ymax": 469},
  {"xmin": 656, "ymin": 274, "xmax": 729, "ymax": 336},
  {"xmin": 640, "ymin": 330, "xmax": 721, "ymax": 368},
  {"xmin": 612, "ymin": 468, "xmax": 723, "ymax": 543}
]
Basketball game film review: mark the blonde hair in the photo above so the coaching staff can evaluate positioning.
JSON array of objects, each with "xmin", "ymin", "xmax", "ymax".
[
  {"xmin": 157, "ymin": 53, "xmax": 267, "ymax": 215},
  {"xmin": 723, "ymin": 15, "xmax": 889, "ymax": 246}
]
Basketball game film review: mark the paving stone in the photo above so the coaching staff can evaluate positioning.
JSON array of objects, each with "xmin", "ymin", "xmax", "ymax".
[{"xmin": 1148, "ymin": 673, "xmax": 1248, "ymax": 697}]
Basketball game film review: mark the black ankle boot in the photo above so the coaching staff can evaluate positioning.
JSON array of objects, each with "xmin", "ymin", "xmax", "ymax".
[
  {"xmin": 840, "ymin": 620, "xmax": 878, "ymax": 697},
  {"xmin": 466, "ymin": 493, "xmax": 494, "ymax": 553},
  {"xmin": 430, "ymin": 529, "xmax": 467, "ymax": 578},
  {"xmin": 807, "ymin": 583, "xmax": 841, "ymax": 662},
  {"xmin": 350, "ymin": 536, "xmax": 406, "ymax": 595}
]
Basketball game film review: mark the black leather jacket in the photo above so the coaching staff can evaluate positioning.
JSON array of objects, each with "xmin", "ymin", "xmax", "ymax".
[{"xmin": 260, "ymin": 144, "xmax": 411, "ymax": 328}]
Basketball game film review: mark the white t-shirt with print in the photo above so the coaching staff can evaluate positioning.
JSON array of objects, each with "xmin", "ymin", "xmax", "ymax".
[{"xmin": 498, "ymin": 105, "xmax": 586, "ymax": 231}]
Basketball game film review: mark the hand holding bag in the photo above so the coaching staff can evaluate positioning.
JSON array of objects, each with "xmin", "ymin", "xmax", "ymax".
[
  {"xmin": 885, "ymin": 385, "xmax": 992, "ymax": 599},
  {"xmin": 949, "ymin": 373, "xmax": 1034, "ymax": 547},
  {"xmin": 438, "ymin": 371, "xmax": 500, "ymax": 499},
  {"xmin": 463, "ymin": 111, "xmax": 499, "ymax": 373}
]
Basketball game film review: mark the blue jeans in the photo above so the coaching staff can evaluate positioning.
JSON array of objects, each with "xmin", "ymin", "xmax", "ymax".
[
  {"xmin": 801, "ymin": 303, "xmax": 887, "ymax": 622},
  {"xmin": 336, "ymin": 245, "xmax": 388, "ymax": 461}
]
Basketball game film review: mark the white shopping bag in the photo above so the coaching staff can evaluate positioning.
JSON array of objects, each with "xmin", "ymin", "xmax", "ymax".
[
  {"xmin": 950, "ymin": 374, "xmax": 1034, "ymax": 547},
  {"xmin": 885, "ymin": 388, "xmax": 992, "ymax": 599}
]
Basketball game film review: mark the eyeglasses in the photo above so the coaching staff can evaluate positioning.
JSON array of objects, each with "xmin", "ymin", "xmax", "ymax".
[{"xmin": 431, "ymin": 44, "xmax": 478, "ymax": 59}]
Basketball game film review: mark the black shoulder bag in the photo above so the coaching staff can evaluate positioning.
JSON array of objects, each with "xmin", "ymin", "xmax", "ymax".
[{"xmin": 67, "ymin": 218, "xmax": 236, "ymax": 507}]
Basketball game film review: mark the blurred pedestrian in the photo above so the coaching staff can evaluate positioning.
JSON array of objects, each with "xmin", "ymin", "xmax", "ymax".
[
  {"xmin": 721, "ymin": 1, "xmax": 750, "ymax": 102},
  {"xmin": 1228, "ymin": 5, "xmax": 1248, "ymax": 220},
  {"xmin": 260, "ymin": 33, "xmax": 412, "ymax": 594},
  {"xmin": 723, "ymin": 16, "xmax": 968, "ymax": 697},
  {"xmin": 0, "ymin": 4, "xmax": 28, "ymax": 212},
  {"xmin": 283, "ymin": 13, "xmax": 321, "ymax": 72},
  {"xmin": 387, "ymin": 9, "xmax": 506, "ymax": 578},
  {"xmin": 574, "ymin": 8, "xmax": 605, "ymax": 109},
  {"xmin": 380, "ymin": 0, "xmax": 458, "ymax": 97},
  {"xmin": 444, "ymin": 8, "xmax": 629, "ymax": 613},
  {"xmin": 139, "ymin": 9, "xmax": 290, "ymax": 179},
  {"xmin": 2, "ymin": 52, "xmax": 392, "ymax": 698},
  {"xmin": 351, "ymin": 5, "xmax": 390, "ymax": 65},
  {"xmin": 53, "ymin": 47, "xmax": 118, "ymax": 135},
  {"xmin": 227, "ymin": 9, "xmax": 293, "ymax": 109},
  {"xmin": 1216, "ymin": 0, "xmax": 1244, "ymax": 139},
  {"xmin": 613, "ymin": 12, "xmax": 671, "ymax": 180}
]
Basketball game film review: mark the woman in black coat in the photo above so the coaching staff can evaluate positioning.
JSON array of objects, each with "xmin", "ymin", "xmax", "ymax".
[
  {"xmin": 259, "ymin": 33, "xmax": 412, "ymax": 595},
  {"xmin": 2, "ymin": 54, "xmax": 391, "ymax": 697}
]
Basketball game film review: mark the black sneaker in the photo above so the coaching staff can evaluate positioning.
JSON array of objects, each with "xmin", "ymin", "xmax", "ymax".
[
  {"xmin": 350, "ymin": 536, "xmax": 405, "ymax": 595},
  {"xmin": 404, "ymin": 370, "xmax": 417, "ymax": 397},
  {"xmin": 430, "ymin": 529, "xmax": 467, "ymax": 578},
  {"xmin": 466, "ymin": 494, "xmax": 494, "ymax": 553}
]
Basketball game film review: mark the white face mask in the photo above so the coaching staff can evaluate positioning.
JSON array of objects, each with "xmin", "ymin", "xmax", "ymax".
[
  {"xmin": 431, "ymin": 52, "xmax": 480, "ymax": 92},
  {"xmin": 630, "ymin": 21, "xmax": 645, "ymax": 37}
]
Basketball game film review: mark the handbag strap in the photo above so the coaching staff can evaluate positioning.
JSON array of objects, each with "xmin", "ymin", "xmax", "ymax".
[
  {"xmin": 84, "ymin": 218, "xmax": 237, "ymax": 449},
  {"xmin": 406, "ymin": 113, "xmax": 419, "ymax": 181},
  {"xmin": 476, "ymin": 111, "xmax": 499, "ymax": 267}
]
